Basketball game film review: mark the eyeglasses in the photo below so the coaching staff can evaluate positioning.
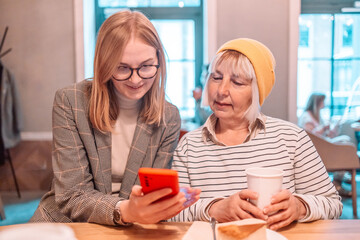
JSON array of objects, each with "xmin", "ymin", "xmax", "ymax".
[{"xmin": 112, "ymin": 64, "xmax": 160, "ymax": 81}]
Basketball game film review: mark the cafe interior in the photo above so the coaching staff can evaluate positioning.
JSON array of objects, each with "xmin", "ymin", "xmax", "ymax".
[{"xmin": 1, "ymin": 0, "xmax": 360, "ymax": 239}]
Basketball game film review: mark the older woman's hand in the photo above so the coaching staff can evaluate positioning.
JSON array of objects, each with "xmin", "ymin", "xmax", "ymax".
[
  {"xmin": 208, "ymin": 189, "xmax": 268, "ymax": 222},
  {"xmin": 264, "ymin": 189, "xmax": 307, "ymax": 230},
  {"xmin": 120, "ymin": 185, "xmax": 200, "ymax": 224}
]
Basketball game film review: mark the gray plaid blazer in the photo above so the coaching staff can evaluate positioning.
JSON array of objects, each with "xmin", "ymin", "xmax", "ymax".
[{"xmin": 30, "ymin": 80, "xmax": 180, "ymax": 225}]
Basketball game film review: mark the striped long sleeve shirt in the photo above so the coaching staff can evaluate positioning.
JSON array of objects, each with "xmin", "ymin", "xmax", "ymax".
[{"xmin": 170, "ymin": 116, "xmax": 342, "ymax": 222}]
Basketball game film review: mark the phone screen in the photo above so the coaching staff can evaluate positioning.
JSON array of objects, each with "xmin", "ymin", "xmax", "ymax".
[{"xmin": 138, "ymin": 168, "xmax": 180, "ymax": 200}]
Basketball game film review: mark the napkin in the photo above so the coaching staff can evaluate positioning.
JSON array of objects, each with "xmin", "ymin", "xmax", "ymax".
[
  {"xmin": 182, "ymin": 221, "xmax": 213, "ymax": 240},
  {"xmin": 0, "ymin": 223, "xmax": 77, "ymax": 240}
]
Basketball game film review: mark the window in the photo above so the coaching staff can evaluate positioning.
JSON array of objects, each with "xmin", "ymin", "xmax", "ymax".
[
  {"xmin": 342, "ymin": 22, "xmax": 353, "ymax": 47},
  {"xmin": 88, "ymin": 0, "xmax": 203, "ymax": 120},
  {"xmin": 297, "ymin": 13, "xmax": 360, "ymax": 122},
  {"xmin": 299, "ymin": 24, "xmax": 310, "ymax": 47}
]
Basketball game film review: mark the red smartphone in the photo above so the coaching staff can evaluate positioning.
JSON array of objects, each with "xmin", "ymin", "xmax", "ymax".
[{"xmin": 138, "ymin": 168, "xmax": 180, "ymax": 201}]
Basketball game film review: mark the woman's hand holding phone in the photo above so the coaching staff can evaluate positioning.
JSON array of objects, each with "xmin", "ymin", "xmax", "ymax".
[
  {"xmin": 119, "ymin": 168, "xmax": 201, "ymax": 224},
  {"xmin": 120, "ymin": 185, "xmax": 187, "ymax": 224}
]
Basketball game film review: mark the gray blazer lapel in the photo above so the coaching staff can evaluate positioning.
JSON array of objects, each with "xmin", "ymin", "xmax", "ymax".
[
  {"xmin": 93, "ymin": 128, "xmax": 112, "ymax": 194},
  {"xmin": 119, "ymin": 119, "xmax": 153, "ymax": 198}
]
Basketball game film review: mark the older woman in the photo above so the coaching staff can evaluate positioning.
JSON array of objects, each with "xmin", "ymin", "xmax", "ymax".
[{"xmin": 170, "ymin": 38, "xmax": 342, "ymax": 230}]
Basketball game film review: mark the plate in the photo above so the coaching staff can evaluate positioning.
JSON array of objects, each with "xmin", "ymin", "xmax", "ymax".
[
  {"xmin": 267, "ymin": 229, "xmax": 288, "ymax": 240},
  {"xmin": 182, "ymin": 221, "xmax": 287, "ymax": 240},
  {"xmin": 0, "ymin": 223, "xmax": 77, "ymax": 240}
]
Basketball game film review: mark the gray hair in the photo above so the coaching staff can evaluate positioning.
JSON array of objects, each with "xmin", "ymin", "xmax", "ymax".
[{"xmin": 201, "ymin": 50, "xmax": 260, "ymax": 125}]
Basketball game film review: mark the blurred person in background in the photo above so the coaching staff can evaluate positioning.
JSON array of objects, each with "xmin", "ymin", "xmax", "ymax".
[
  {"xmin": 192, "ymin": 64, "xmax": 212, "ymax": 125},
  {"xmin": 299, "ymin": 93, "xmax": 352, "ymax": 197}
]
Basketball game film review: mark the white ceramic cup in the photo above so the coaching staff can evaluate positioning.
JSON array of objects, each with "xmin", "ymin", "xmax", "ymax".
[{"xmin": 246, "ymin": 167, "xmax": 284, "ymax": 211}]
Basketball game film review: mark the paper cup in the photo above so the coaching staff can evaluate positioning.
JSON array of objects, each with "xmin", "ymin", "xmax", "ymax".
[{"xmin": 246, "ymin": 167, "xmax": 283, "ymax": 211}]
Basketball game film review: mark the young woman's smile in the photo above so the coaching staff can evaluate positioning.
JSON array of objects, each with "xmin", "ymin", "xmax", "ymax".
[{"xmin": 112, "ymin": 38, "xmax": 158, "ymax": 100}]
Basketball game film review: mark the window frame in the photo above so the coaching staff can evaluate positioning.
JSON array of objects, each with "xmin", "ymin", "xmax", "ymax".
[
  {"xmin": 94, "ymin": 1, "xmax": 204, "ymax": 88},
  {"xmin": 298, "ymin": 0, "xmax": 360, "ymax": 121}
]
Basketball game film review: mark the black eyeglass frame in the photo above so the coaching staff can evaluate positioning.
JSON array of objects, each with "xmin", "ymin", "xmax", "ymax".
[{"xmin": 112, "ymin": 64, "xmax": 160, "ymax": 81}]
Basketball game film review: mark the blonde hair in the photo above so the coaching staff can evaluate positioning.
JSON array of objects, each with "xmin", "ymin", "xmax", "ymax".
[
  {"xmin": 201, "ymin": 50, "xmax": 260, "ymax": 124},
  {"xmin": 89, "ymin": 10, "xmax": 166, "ymax": 132}
]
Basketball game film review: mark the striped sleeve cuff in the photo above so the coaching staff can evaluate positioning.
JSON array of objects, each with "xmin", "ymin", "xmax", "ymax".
[
  {"xmin": 293, "ymin": 194, "xmax": 311, "ymax": 222},
  {"xmin": 203, "ymin": 198, "xmax": 225, "ymax": 221}
]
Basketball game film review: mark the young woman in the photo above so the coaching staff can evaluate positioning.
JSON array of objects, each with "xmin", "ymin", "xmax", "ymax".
[
  {"xmin": 170, "ymin": 38, "xmax": 342, "ymax": 230},
  {"xmin": 30, "ymin": 10, "xmax": 199, "ymax": 226},
  {"xmin": 298, "ymin": 93, "xmax": 350, "ymax": 143}
]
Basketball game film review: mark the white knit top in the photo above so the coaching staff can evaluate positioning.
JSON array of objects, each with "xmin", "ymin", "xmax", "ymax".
[{"xmin": 111, "ymin": 90, "xmax": 141, "ymax": 195}]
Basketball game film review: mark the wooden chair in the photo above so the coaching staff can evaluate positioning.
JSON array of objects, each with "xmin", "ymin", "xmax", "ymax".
[
  {"xmin": 0, "ymin": 193, "xmax": 5, "ymax": 220},
  {"xmin": 179, "ymin": 130, "xmax": 188, "ymax": 141},
  {"xmin": 306, "ymin": 130, "xmax": 360, "ymax": 217}
]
